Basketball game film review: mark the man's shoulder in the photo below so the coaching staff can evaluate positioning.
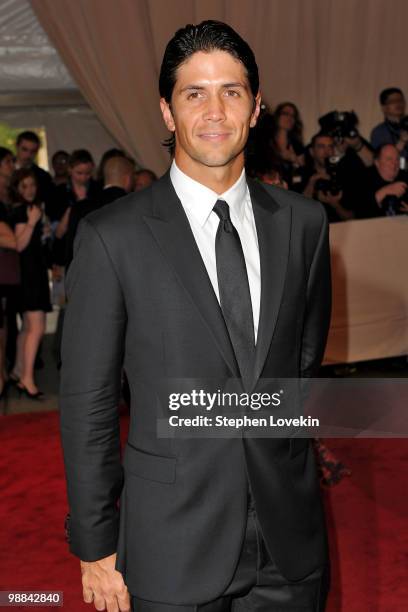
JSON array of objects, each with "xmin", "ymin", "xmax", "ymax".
[
  {"xmin": 257, "ymin": 181, "xmax": 325, "ymax": 226},
  {"xmin": 365, "ymin": 164, "xmax": 378, "ymax": 179},
  {"xmin": 32, "ymin": 163, "xmax": 52, "ymax": 181},
  {"xmin": 84, "ymin": 186, "xmax": 153, "ymax": 234},
  {"xmin": 371, "ymin": 121, "xmax": 386, "ymax": 133},
  {"xmin": 370, "ymin": 121, "xmax": 390, "ymax": 144}
]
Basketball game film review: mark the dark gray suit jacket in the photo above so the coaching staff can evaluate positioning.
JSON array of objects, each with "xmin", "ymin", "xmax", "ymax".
[{"xmin": 60, "ymin": 171, "xmax": 331, "ymax": 604}]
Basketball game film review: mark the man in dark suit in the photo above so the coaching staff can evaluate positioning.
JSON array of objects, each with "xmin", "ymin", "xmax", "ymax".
[
  {"xmin": 63, "ymin": 154, "xmax": 135, "ymax": 271},
  {"xmin": 100, "ymin": 155, "xmax": 135, "ymax": 206},
  {"xmin": 60, "ymin": 20, "xmax": 331, "ymax": 612}
]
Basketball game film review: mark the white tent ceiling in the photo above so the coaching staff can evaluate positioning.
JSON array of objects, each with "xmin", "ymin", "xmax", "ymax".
[
  {"xmin": 0, "ymin": 0, "xmax": 76, "ymax": 92},
  {"xmin": 0, "ymin": 0, "xmax": 120, "ymax": 167}
]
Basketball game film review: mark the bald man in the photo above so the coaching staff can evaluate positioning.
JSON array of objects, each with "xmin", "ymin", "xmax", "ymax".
[
  {"xmin": 102, "ymin": 156, "xmax": 135, "ymax": 205},
  {"xmin": 65, "ymin": 156, "xmax": 134, "ymax": 270},
  {"xmin": 359, "ymin": 144, "xmax": 408, "ymax": 217}
]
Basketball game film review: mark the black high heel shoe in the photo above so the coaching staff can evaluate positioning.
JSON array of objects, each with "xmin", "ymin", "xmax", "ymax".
[
  {"xmin": 8, "ymin": 372, "xmax": 20, "ymax": 386},
  {"xmin": 17, "ymin": 382, "xmax": 44, "ymax": 400}
]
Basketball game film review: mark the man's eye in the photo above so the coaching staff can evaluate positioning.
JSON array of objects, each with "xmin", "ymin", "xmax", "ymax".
[
  {"xmin": 226, "ymin": 90, "xmax": 239, "ymax": 97},
  {"xmin": 187, "ymin": 91, "xmax": 202, "ymax": 100}
]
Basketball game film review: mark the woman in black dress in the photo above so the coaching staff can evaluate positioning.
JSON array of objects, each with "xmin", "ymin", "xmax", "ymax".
[{"xmin": 9, "ymin": 168, "xmax": 52, "ymax": 399}]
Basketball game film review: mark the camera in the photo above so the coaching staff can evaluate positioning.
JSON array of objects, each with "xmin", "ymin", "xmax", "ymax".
[
  {"xmin": 315, "ymin": 156, "xmax": 343, "ymax": 196},
  {"xmin": 318, "ymin": 110, "xmax": 359, "ymax": 140},
  {"xmin": 382, "ymin": 195, "xmax": 407, "ymax": 216}
]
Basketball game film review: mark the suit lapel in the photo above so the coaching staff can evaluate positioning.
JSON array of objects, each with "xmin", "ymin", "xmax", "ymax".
[
  {"xmin": 248, "ymin": 179, "xmax": 292, "ymax": 384},
  {"xmin": 143, "ymin": 171, "xmax": 239, "ymax": 377}
]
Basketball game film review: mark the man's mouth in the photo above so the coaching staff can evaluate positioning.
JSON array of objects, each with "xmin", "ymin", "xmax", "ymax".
[{"xmin": 198, "ymin": 132, "xmax": 231, "ymax": 141}]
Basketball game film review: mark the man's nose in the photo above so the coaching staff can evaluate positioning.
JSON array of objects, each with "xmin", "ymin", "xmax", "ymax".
[{"xmin": 203, "ymin": 95, "xmax": 226, "ymax": 121}]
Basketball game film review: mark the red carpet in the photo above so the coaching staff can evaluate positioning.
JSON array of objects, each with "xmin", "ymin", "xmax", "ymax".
[{"xmin": 0, "ymin": 411, "xmax": 407, "ymax": 611}]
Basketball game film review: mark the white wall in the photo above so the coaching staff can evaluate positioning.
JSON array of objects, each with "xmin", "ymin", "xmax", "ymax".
[{"xmin": 1, "ymin": 105, "xmax": 121, "ymax": 169}]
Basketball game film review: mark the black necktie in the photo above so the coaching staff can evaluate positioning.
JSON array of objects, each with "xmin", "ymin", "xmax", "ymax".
[{"xmin": 213, "ymin": 199, "xmax": 255, "ymax": 382}]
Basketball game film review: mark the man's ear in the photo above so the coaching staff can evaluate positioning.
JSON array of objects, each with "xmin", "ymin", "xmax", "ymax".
[
  {"xmin": 160, "ymin": 98, "xmax": 176, "ymax": 132},
  {"xmin": 250, "ymin": 91, "xmax": 262, "ymax": 128}
]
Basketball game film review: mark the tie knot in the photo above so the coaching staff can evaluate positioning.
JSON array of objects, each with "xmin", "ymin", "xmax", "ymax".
[
  {"xmin": 213, "ymin": 199, "xmax": 234, "ymax": 233},
  {"xmin": 213, "ymin": 199, "xmax": 230, "ymax": 221}
]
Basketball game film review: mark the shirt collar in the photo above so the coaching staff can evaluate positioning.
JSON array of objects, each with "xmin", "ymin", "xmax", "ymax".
[{"xmin": 170, "ymin": 160, "xmax": 248, "ymax": 227}]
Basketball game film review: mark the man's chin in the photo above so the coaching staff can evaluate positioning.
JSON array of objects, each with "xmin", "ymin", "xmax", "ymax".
[{"xmin": 192, "ymin": 150, "xmax": 241, "ymax": 168}]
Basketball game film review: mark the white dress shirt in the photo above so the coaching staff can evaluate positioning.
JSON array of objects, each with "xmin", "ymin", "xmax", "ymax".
[{"xmin": 170, "ymin": 160, "xmax": 261, "ymax": 342}]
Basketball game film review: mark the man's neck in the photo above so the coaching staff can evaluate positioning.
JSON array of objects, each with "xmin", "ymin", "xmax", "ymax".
[
  {"xmin": 174, "ymin": 152, "xmax": 245, "ymax": 194},
  {"xmin": 104, "ymin": 182, "xmax": 124, "ymax": 190},
  {"xmin": 71, "ymin": 180, "xmax": 88, "ymax": 193},
  {"xmin": 15, "ymin": 159, "xmax": 33, "ymax": 170},
  {"xmin": 104, "ymin": 179, "xmax": 126, "ymax": 190}
]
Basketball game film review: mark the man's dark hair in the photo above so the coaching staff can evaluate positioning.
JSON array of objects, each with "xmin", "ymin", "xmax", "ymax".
[
  {"xmin": 159, "ymin": 20, "xmax": 259, "ymax": 154},
  {"xmin": 380, "ymin": 87, "xmax": 404, "ymax": 106},
  {"xmin": 310, "ymin": 131, "xmax": 334, "ymax": 148},
  {"xmin": 69, "ymin": 149, "xmax": 94, "ymax": 168},
  {"xmin": 16, "ymin": 130, "xmax": 40, "ymax": 147},
  {"xmin": 52, "ymin": 150, "xmax": 69, "ymax": 163}
]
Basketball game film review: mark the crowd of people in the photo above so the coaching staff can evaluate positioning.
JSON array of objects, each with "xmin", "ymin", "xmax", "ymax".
[
  {"xmin": 247, "ymin": 86, "xmax": 408, "ymax": 221},
  {"xmin": 0, "ymin": 85, "xmax": 407, "ymax": 401},
  {"xmin": 0, "ymin": 132, "xmax": 157, "ymax": 399}
]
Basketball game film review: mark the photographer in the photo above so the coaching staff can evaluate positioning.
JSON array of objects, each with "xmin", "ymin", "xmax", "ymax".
[
  {"xmin": 359, "ymin": 144, "xmax": 408, "ymax": 218},
  {"xmin": 317, "ymin": 110, "xmax": 373, "ymax": 167},
  {"xmin": 336, "ymin": 132, "xmax": 374, "ymax": 168},
  {"xmin": 302, "ymin": 133, "xmax": 354, "ymax": 222},
  {"xmin": 318, "ymin": 110, "xmax": 374, "ymax": 182},
  {"xmin": 371, "ymin": 88, "xmax": 408, "ymax": 162}
]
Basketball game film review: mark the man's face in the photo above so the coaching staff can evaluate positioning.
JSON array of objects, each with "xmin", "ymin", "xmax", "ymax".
[
  {"xmin": 16, "ymin": 139, "xmax": 39, "ymax": 166},
  {"xmin": 375, "ymin": 145, "xmax": 400, "ymax": 181},
  {"xmin": 382, "ymin": 93, "xmax": 406, "ymax": 121},
  {"xmin": 69, "ymin": 162, "xmax": 93, "ymax": 186},
  {"xmin": 160, "ymin": 50, "xmax": 261, "ymax": 170},
  {"xmin": 311, "ymin": 136, "xmax": 335, "ymax": 166},
  {"xmin": 53, "ymin": 153, "xmax": 69, "ymax": 177}
]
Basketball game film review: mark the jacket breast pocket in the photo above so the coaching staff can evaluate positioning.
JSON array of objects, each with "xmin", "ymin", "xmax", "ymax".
[{"xmin": 123, "ymin": 443, "xmax": 177, "ymax": 484}]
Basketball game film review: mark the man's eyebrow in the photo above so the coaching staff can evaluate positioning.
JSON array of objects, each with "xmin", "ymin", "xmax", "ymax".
[
  {"xmin": 222, "ymin": 82, "xmax": 246, "ymax": 88},
  {"xmin": 179, "ymin": 82, "xmax": 247, "ymax": 93},
  {"xmin": 179, "ymin": 85, "xmax": 206, "ymax": 92}
]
